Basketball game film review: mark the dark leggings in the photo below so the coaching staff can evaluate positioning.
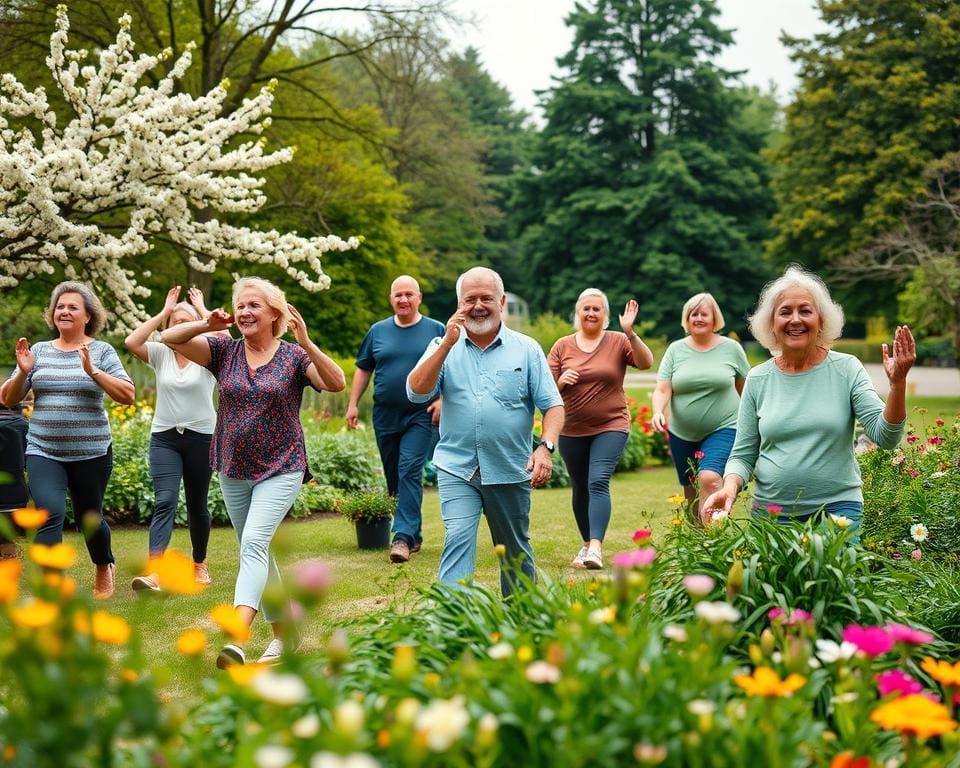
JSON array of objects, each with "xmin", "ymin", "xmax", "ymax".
[
  {"xmin": 27, "ymin": 447, "xmax": 114, "ymax": 565},
  {"xmin": 149, "ymin": 429, "xmax": 213, "ymax": 562},
  {"xmin": 559, "ymin": 431, "xmax": 629, "ymax": 542}
]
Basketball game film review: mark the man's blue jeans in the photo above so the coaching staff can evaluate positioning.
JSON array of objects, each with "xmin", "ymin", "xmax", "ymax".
[
  {"xmin": 437, "ymin": 469, "xmax": 535, "ymax": 597},
  {"xmin": 376, "ymin": 416, "xmax": 435, "ymax": 547}
]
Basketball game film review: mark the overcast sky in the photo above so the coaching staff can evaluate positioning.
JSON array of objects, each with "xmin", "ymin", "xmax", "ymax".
[{"xmin": 449, "ymin": 0, "xmax": 828, "ymax": 116}]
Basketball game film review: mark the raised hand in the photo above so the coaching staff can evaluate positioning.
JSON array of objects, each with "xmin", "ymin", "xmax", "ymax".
[
  {"xmin": 444, "ymin": 308, "xmax": 467, "ymax": 346},
  {"xmin": 187, "ymin": 286, "xmax": 209, "ymax": 316},
  {"xmin": 162, "ymin": 286, "xmax": 181, "ymax": 320},
  {"xmin": 882, "ymin": 325, "xmax": 916, "ymax": 385},
  {"xmin": 206, "ymin": 308, "xmax": 234, "ymax": 332},
  {"xmin": 78, "ymin": 343, "xmax": 95, "ymax": 376},
  {"xmin": 287, "ymin": 304, "xmax": 310, "ymax": 347},
  {"xmin": 15, "ymin": 337, "xmax": 35, "ymax": 374},
  {"xmin": 619, "ymin": 299, "xmax": 640, "ymax": 334}
]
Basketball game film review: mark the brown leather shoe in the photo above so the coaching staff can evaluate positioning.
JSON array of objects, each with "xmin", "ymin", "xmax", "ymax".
[
  {"xmin": 194, "ymin": 561, "xmax": 212, "ymax": 585},
  {"xmin": 410, "ymin": 541, "xmax": 422, "ymax": 554},
  {"xmin": 389, "ymin": 540, "xmax": 410, "ymax": 564},
  {"xmin": 94, "ymin": 563, "xmax": 115, "ymax": 600}
]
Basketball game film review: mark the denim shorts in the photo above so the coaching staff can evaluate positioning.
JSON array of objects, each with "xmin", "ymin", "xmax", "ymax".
[
  {"xmin": 752, "ymin": 500, "xmax": 864, "ymax": 532},
  {"xmin": 667, "ymin": 427, "xmax": 737, "ymax": 486}
]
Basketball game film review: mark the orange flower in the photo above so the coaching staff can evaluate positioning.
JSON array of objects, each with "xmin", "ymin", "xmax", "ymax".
[
  {"xmin": 74, "ymin": 610, "xmax": 90, "ymax": 635},
  {"xmin": 920, "ymin": 657, "xmax": 960, "ymax": 687},
  {"xmin": 119, "ymin": 669, "xmax": 139, "ymax": 683},
  {"xmin": 831, "ymin": 752, "xmax": 873, "ymax": 768},
  {"xmin": 226, "ymin": 663, "xmax": 267, "ymax": 685},
  {"xmin": 12, "ymin": 507, "xmax": 49, "ymax": 529},
  {"xmin": 43, "ymin": 573, "xmax": 77, "ymax": 599},
  {"xmin": 30, "ymin": 543, "xmax": 77, "ymax": 570},
  {"xmin": 210, "ymin": 604, "xmax": 251, "ymax": 642},
  {"xmin": 150, "ymin": 550, "xmax": 205, "ymax": 594},
  {"xmin": 91, "ymin": 610, "xmax": 131, "ymax": 645},
  {"xmin": 870, "ymin": 694, "xmax": 957, "ymax": 739},
  {"xmin": 734, "ymin": 667, "xmax": 806, "ymax": 698},
  {"xmin": 0, "ymin": 559, "xmax": 22, "ymax": 603},
  {"xmin": 9, "ymin": 599, "xmax": 59, "ymax": 628},
  {"xmin": 176, "ymin": 629, "xmax": 207, "ymax": 656}
]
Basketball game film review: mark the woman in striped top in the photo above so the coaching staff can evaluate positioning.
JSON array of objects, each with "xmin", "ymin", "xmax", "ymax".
[{"xmin": 1, "ymin": 282, "xmax": 135, "ymax": 599}]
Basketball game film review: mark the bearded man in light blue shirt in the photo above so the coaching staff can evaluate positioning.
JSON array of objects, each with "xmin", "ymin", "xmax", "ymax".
[{"xmin": 407, "ymin": 267, "xmax": 564, "ymax": 596}]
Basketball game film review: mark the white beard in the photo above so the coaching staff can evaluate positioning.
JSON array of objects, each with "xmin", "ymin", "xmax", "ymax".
[{"xmin": 464, "ymin": 314, "xmax": 499, "ymax": 335}]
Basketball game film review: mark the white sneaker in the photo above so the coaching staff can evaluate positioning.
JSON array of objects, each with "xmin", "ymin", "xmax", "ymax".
[
  {"xmin": 582, "ymin": 549, "xmax": 603, "ymax": 570},
  {"xmin": 571, "ymin": 546, "xmax": 589, "ymax": 568},
  {"xmin": 258, "ymin": 638, "xmax": 284, "ymax": 664},
  {"xmin": 216, "ymin": 644, "xmax": 245, "ymax": 669}
]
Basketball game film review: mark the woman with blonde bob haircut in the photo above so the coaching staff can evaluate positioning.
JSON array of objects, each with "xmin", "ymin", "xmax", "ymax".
[
  {"xmin": 653, "ymin": 292, "xmax": 749, "ymax": 516},
  {"xmin": 548, "ymin": 288, "xmax": 654, "ymax": 569},
  {"xmin": 162, "ymin": 276, "xmax": 346, "ymax": 668},
  {"xmin": 704, "ymin": 265, "xmax": 916, "ymax": 531}
]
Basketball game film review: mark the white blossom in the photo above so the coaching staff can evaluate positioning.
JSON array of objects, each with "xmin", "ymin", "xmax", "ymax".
[
  {"xmin": 415, "ymin": 696, "xmax": 470, "ymax": 752},
  {"xmin": 251, "ymin": 671, "xmax": 309, "ymax": 706},
  {"xmin": 0, "ymin": 9, "xmax": 359, "ymax": 331},
  {"xmin": 815, "ymin": 639, "xmax": 858, "ymax": 664},
  {"xmin": 694, "ymin": 601, "xmax": 741, "ymax": 625}
]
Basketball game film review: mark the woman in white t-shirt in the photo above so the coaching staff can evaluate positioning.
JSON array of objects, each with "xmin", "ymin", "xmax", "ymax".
[{"xmin": 124, "ymin": 286, "xmax": 220, "ymax": 591}]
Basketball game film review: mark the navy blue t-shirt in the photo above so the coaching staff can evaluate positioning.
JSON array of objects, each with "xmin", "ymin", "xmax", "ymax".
[{"xmin": 355, "ymin": 315, "xmax": 445, "ymax": 433}]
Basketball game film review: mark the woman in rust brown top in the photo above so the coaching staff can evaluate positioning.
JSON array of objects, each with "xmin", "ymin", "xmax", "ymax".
[{"xmin": 548, "ymin": 289, "xmax": 654, "ymax": 569}]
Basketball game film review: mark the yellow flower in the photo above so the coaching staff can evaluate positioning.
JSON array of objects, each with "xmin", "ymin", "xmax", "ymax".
[
  {"xmin": 671, "ymin": 518, "xmax": 683, "ymax": 526},
  {"xmin": 733, "ymin": 667, "xmax": 806, "ymax": 698},
  {"xmin": 176, "ymin": 629, "xmax": 207, "ymax": 656},
  {"xmin": 43, "ymin": 573, "xmax": 77, "ymax": 599},
  {"xmin": 91, "ymin": 610, "xmax": 131, "ymax": 645},
  {"xmin": 920, "ymin": 657, "xmax": 960, "ymax": 687},
  {"xmin": 74, "ymin": 610, "xmax": 91, "ymax": 634},
  {"xmin": 423, "ymin": 672, "xmax": 441, "ymax": 690},
  {"xmin": 517, "ymin": 645, "xmax": 534, "ymax": 663},
  {"xmin": 119, "ymin": 669, "xmax": 139, "ymax": 683},
  {"xmin": 210, "ymin": 604, "xmax": 251, "ymax": 642},
  {"xmin": 150, "ymin": 550, "xmax": 205, "ymax": 594},
  {"xmin": 12, "ymin": 507, "xmax": 49, "ymax": 529},
  {"xmin": 870, "ymin": 694, "xmax": 958, "ymax": 739},
  {"xmin": 9, "ymin": 599, "xmax": 60, "ymax": 629},
  {"xmin": 0, "ymin": 559, "xmax": 22, "ymax": 603},
  {"xmin": 30, "ymin": 543, "xmax": 78, "ymax": 570},
  {"xmin": 668, "ymin": 494, "xmax": 685, "ymax": 505},
  {"xmin": 226, "ymin": 663, "xmax": 267, "ymax": 686}
]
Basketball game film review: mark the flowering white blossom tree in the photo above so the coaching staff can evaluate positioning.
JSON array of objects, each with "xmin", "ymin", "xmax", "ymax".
[{"xmin": 0, "ymin": 6, "xmax": 360, "ymax": 331}]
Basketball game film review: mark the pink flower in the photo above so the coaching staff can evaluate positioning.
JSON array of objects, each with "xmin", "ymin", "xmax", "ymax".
[
  {"xmin": 936, "ymin": 418, "xmax": 945, "ymax": 427},
  {"xmin": 908, "ymin": 470, "xmax": 921, "ymax": 478},
  {"xmin": 911, "ymin": 548, "xmax": 923, "ymax": 560},
  {"xmin": 892, "ymin": 454, "xmax": 906, "ymax": 465},
  {"xmin": 767, "ymin": 608, "xmax": 785, "ymax": 621},
  {"xmin": 766, "ymin": 504, "xmax": 783, "ymax": 516},
  {"xmin": 876, "ymin": 669, "xmax": 924, "ymax": 698},
  {"xmin": 768, "ymin": 607, "xmax": 814, "ymax": 626},
  {"xmin": 929, "ymin": 436, "xmax": 944, "ymax": 445},
  {"xmin": 290, "ymin": 559, "xmax": 333, "ymax": 595},
  {"xmin": 612, "ymin": 547, "xmax": 657, "ymax": 569},
  {"xmin": 906, "ymin": 435, "xmax": 918, "ymax": 443},
  {"xmin": 885, "ymin": 623, "xmax": 934, "ymax": 645},
  {"xmin": 683, "ymin": 574, "xmax": 715, "ymax": 597},
  {"xmin": 632, "ymin": 528, "xmax": 653, "ymax": 543},
  {"xmin": 892, "ymin": 551, "xmax": 903, "ymax": 560},
  {"xmin": 694, "ymin": 450, "xmax": 705, "ymax": 460},
  {"xmin": 841, "ymin": 625, "xmax": 895, "ymax": 657}
]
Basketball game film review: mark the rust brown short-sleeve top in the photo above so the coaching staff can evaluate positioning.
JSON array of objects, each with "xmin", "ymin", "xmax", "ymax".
[{"xmin": 547, "ymin": 331, "xmax": 636, "ymax": 437}]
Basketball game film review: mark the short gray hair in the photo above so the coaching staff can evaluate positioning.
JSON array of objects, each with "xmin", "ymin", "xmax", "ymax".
[
  {"xmin": 45, "ymin": 281, "xmax": 107, "ymax": 337},
  {"xmin": 749, "ymin": 265, "xmax": 845, "ymax": 353},
  {"xmin": 163, "ymin": 301, "xmax": 202, "ymax": 329},
  {"xmin": 455, "ymin": 267, "xmax": 504, "ymax": 303},
  {"xmin": 573, "ymin": 288, "xmax": 610, "ymax": 330},
  {"xmin": 680, "ymin": 293, "xmax": 725, "ymax": 333}
]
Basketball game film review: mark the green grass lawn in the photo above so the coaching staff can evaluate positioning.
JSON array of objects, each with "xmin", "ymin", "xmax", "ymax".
[{"xmin": 58, "ymin": 467, "xmax": 681, "ymax": 694}]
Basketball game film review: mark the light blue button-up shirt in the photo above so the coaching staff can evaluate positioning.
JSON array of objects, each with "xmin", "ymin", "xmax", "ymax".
[{"xmin": 407, "ymin": 324, "xmax": 563, "ymax": 485}]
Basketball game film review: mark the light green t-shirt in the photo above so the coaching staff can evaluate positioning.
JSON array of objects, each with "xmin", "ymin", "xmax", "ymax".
[
  {"xmin": 657, "ymin": 337, "xmax": 750, "ymax": 441},
  {"xmin": 725, "ymin": 351, "xmax": 905, "ymax": 517}
]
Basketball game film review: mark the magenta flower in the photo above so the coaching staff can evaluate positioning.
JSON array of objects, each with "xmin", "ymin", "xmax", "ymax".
[
  {"xmin": 768, "ymin": 607, "xmax": 814, "ymax": 626},
  {"xmin": 766, "ymin": 504, "xmax": 783, "ymax": 516},
  {"xmin": 767, "ymin": 608, "xmax": 785, "ymax": 621},
  {"xmin": 906, "ymin": 435, "xmax": 918, "ymax": 443},
  {"xmin": 885, "ymin": 623, "xmax": 934, "ymax": 645},
  {"xmin": 612, "ymin": 547, "xmax": 657, "ymax": 569},
  {"xmin": 632, "ymin": 528, "xmax": 653, "ymax": 543},
  {"xmin": 929, "ymin": 436, "xmax": 944, "ymax": 445},
  {"xmin": 908, "ymin": 470, "xmax": 921, "ymax": 478},
  {"xmin": 787, "ymin": 609, "xmax": 814, "ymax": 625},
  {"xmin": 935, "ymin": 418, "xmax": 944, "ymax": 427},
  {"xmin": 694, "ymin": 450, "xmax": 705, "ymax": 460},
  {"xmin": 682, "ymin": 574, "xmax": 715, "ymax": 597},
  {"xmin": 841, "ymin": 625, "xmax": 895, "ymax": 657},
  {"xmin": 876, "ymin": 669, "xmax": 924, "ymax": 698}
]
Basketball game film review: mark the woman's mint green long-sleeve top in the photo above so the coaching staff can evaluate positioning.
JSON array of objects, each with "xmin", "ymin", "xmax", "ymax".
[{"xmin": 724, "ymin": 351, "xmax": 904, "ymax": 517}]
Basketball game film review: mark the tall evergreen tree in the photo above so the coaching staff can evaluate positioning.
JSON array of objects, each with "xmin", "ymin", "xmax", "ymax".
[{"xmin": 511, "ymin": 0, "xmax": 774, "ymax": 335}]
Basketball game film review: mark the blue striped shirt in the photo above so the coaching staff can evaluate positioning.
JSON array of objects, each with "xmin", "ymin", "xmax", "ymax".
[{"xmin": 8, "ymin": 340, "xmax": 132, "ymax": 462}]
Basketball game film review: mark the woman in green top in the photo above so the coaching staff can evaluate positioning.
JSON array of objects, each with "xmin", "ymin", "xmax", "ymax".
[
  {"xmin": 703, "ymin": 265, "xmax": 915, "ymax": 529},
  {"xmin": 652, "ymin": 293, "xmax": 750, "ymax": 517}
]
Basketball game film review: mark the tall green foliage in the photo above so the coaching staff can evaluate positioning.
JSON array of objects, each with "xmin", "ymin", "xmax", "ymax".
[
  {"xmin": 767, "ymin": 0, "xmax": 960, "ymax": 308},
  {"xmin": 510, "ymin": 0, "xmax": 774, "ymax": 335}
]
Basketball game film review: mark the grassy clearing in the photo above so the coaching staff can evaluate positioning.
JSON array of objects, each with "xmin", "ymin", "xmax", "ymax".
[{"xmin": 60, "ymin": 467, "xmax": 681, "ymax": 694}]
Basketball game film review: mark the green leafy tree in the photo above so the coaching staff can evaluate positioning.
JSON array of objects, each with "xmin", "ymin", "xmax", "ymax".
[
  {"xmin": 510, "ymin": 0, "xmax": 775, "ymax": 336},
  {"xmin": 767, "ymin": 0, "xmax": 960, "ymax": 306}
]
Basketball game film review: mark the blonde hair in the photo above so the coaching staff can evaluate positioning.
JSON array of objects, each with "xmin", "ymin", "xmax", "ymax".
[
  {"xmin": 680, "ymin": 293, "xmax": 725, "ymax": 333},
  {"xmin": 749, "ymin": 265, "xmax": 845, "ymax": 353},
  {"xmin": 45, "ymin": 281, "xmax": 107, "ymax": 337},
  {"xmin": 573, "ymin": 288, "xmax": 610, "ymax": 330},
  {"xmin": 231, "ymin": 277, "xmax": 291, "ymax": 339},
  {"xmin": 163, "ymin": 302, "xmax": 202, "ymax": 329}
]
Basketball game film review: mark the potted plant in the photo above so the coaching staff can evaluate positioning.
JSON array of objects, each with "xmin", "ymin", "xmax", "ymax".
[{"xmin": 338, "ymin": 489, "xmax": 395, "ymax": 549}]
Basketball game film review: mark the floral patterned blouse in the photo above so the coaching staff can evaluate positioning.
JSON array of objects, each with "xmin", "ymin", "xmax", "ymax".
[{"xmin": 207, "ymin": 336, "xmax": 314, "ymax": 481}]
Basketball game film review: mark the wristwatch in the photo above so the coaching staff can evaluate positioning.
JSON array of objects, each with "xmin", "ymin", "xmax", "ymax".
[{"xmin": 541, "ymin": 439, "xmax": 555, "ymax": 454}]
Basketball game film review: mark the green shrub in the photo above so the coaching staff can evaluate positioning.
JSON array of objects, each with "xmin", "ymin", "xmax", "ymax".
[
  {"xmin": 306, "ymin": 430, "xmax": 385, "ymax": 492},
  {"xmin": 338, "ymin": 488, "xmax": 395, "ymax": 523}
]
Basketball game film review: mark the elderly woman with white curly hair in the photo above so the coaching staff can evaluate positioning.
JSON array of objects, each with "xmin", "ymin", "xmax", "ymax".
[{"xmin": 702, "ymin": 265, "xmax": 915, "ymax": 530}]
